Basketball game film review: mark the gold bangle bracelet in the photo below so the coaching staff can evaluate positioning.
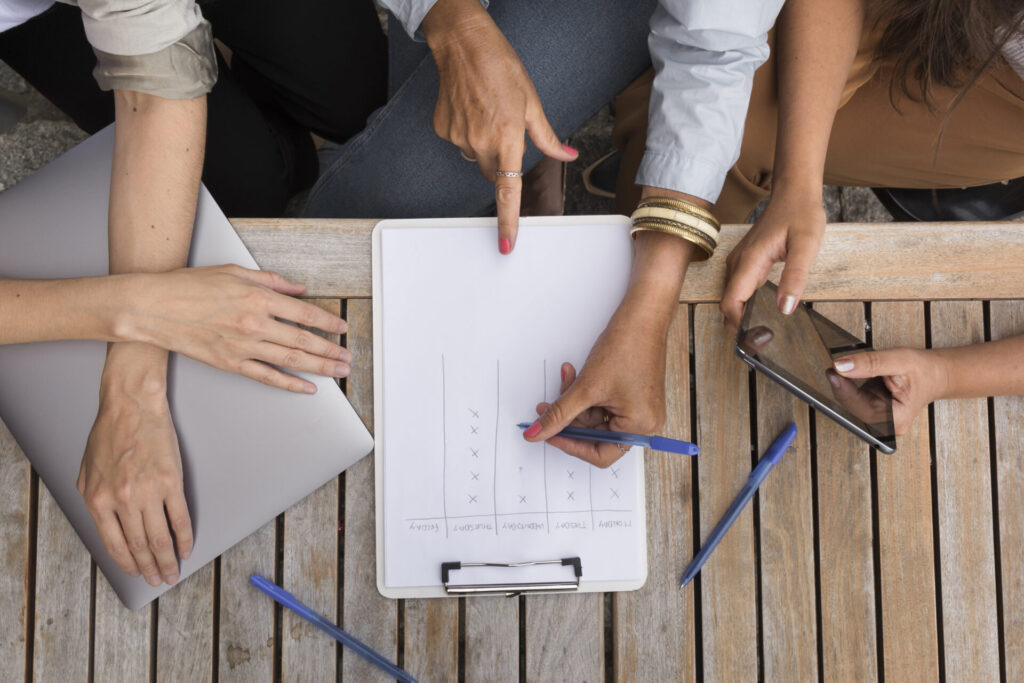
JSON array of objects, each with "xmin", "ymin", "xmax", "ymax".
[
  {"xmin": 630, "ymin": 219, "xmax": 717, "ymax": 253},
  {"xmin": 637, "ymin": 196, "xmax": 720, "ymax": 228},
  {"xmin": 631, "ymin": 215, "xmax": 719, "ymax": 249},
  {"xmin": 630, "ymin": 206, "xmax": 720, "ymax": 244},
  {"xmin": 630, "ymin": 223, "xmax": 716, "ymax": 260}
]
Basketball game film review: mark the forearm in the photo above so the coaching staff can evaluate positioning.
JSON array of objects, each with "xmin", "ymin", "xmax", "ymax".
[
  {"xmin": 933, "ymin": 335, "xmax": 1024, "ymax": 400},
  {"xmin": 773, "ymin": 0, "xmax": 866, "ymax": 192},
  {"xmin": 0, "ymin": 275, "xmax": 143, "ymax": 345},
  {"xmin": 109, "ymin": 91, "xmax": 205, "ymax": 275},
  {"xmin": 107, "ymin": 91, "xmax": 205, "ymax": 375},
  {"xmin": 617, "ymin": 186, "xmax": 702, "ymax": 332}
]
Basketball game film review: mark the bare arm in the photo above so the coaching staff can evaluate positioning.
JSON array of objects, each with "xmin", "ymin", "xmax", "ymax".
[
  {"xmin": 79, "ymin": 91, "xmax": 206, "ymax": 588},
  {"xmin": 0, "ymin": 276, "xmax": 133, "ymax": 344},
  {"xmin": 721, "ymin": 0, "xmax": 868, "ymax": 325},
  {"xmin": 936, "ymin": 335, "xmax": 1024, "ymax": 399}
]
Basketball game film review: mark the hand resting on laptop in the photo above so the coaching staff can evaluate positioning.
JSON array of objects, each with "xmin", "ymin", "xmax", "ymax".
[{"xmin": 0, "ymin": 264, "xmax": 349, "ymax": 585}]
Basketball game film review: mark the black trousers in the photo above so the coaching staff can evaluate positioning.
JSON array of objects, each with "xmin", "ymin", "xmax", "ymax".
[{"xmin": 0, "ymin": 0, "xmax": 387, "ymax": 217}]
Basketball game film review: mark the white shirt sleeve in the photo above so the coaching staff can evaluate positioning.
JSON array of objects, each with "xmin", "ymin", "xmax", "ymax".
[
  {"xmin": 639, "ymin": 0, "xmax": 785, "ymax": 203},
  {"xmin": 377, "ymin": 0, "xmax": 489, "ymax": 41}
]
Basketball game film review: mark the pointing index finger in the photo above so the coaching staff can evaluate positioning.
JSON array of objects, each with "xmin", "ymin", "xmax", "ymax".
[{"xmin": 494, "ymin": 145, "xmax": 524, "ymax": 255}]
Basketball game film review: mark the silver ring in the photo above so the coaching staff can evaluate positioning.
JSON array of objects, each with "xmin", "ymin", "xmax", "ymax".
[
  {"xmin": 495, "ymin": 170, "xmax": 523, "ymax": 178},
  {"xmin": 460, "ymin": 150, "xmax": 477, "ymax": 162},
  {"xmin": 616, "ymin": 444, "xmax": 631, "ymax": 453}
]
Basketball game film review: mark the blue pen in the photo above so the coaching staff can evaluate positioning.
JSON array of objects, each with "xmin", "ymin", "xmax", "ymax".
[
  {"xmin": 680, "ymin": 422, "xmax": 798, "ymax": 587},
  {"xmin": 250, "ymin": 575, "xmax": 417, "ymax": 683},
  {"xmin": 517, "ymin": 422, "xmax": 698, "ymax": 455}
]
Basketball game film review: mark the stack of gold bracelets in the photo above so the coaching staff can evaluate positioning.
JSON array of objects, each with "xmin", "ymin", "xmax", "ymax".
[{"xmin": 630, "ymin": 196, "xmax": 720, "ymax": 261}]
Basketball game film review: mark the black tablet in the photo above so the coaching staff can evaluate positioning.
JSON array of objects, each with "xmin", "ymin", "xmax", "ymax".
[{"xmin": 735, "ymin": 282, "xmax": 896, "ymax": 453}]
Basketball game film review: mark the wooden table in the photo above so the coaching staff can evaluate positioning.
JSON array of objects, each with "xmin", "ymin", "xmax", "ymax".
[{"xmin": 1, "ymin": 219, "xmax": 1021, "ymax": 682}]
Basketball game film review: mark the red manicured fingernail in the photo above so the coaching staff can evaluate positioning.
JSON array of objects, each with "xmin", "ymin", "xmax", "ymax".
[
  {"xmin": 562, "ymin": 143, "xmax": 578, "ymax": 156},
  {"xmin": 524, "ymin": 421, "xmax": 542, "ymax": 438},
  {"xmin": 499, "ymin": 238, "xmax": 511, "ymax": 255}
]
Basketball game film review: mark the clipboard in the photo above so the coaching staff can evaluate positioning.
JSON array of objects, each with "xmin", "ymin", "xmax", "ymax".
[{"xmin": 373, "ymin": 217, "xmax": 648, "ymax": 599}]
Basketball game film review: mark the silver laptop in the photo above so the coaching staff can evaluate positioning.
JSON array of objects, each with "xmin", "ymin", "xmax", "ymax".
[{"xmin": 0, "ymin": 127, "xmax": 373, "ymax": 609}]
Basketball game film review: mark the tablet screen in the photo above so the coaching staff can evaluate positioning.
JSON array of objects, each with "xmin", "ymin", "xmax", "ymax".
[{"xmin": 737, "ymin": 283, "xmax": 896, "ymax": 450}]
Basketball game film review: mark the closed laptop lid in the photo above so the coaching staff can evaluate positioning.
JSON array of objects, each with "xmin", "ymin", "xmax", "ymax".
[{"xmin": 0, "ymin": 126, "xmax": 373, "ymax": 609}]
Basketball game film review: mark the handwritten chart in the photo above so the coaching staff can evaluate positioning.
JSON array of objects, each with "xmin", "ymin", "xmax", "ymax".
[{"xmin": 375, "ymin": 219, "xmax": 646, "ymax": 592}]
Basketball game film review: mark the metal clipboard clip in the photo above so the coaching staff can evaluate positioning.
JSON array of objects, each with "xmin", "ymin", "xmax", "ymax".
[{"xmin": 440, "ymin": 557, "xmax": 583, "ymax": 597}]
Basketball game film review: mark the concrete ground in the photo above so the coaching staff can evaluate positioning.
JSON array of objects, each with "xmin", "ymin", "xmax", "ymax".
[{"xmin": 0, "ymin": 58, "xmax": 891, "ymax": 223}]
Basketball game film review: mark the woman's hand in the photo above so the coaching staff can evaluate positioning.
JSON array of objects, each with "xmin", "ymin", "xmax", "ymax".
[
  {"xmin": 524, "ymin": 317, "xmax": 670, "ymax": 468},
  {"xmin": 421, "ymin": 0, "xmax": 578, "ymax": 254},
  {"xmin": 831, "ymin": 348, "xmax": 950, "ymax": 435},
  {"xmin": 79, "ymin": 343, "xmax": 192, "ymax": 585},
  {"xmin": 523, "ymin": 228, "xmax": 695, "ymax": 467},
  {"xmin": 721, "ymin": 189, "xmax": 826, "ymax": 328},
  {"xmin": 124, "ymin": 265, "xmax": 349, "ymax": 394}
]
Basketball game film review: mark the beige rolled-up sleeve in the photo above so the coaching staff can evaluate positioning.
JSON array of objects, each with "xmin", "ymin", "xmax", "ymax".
[{"xmin": 60, "ymin": 0, "xmax": 216, "ymax": 99}]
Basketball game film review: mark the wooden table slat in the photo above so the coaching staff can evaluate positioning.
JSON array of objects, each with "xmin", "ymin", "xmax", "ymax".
[
  {"xmin": 989, "ymin": 300, "xmax": 1024, "ymax": 682},
  {"xmin": 281, "ymin": 299, "xmax": 342, "ymax": 681},
  {"xmin": 341, "ymin": 299, "xmax": 399, "ymax": 681},
  {"xmin": 403, "ymin": 599, "xmax": 458, "ymax": 682},
  {"xmin": 693, "ymin": 304, "xmax": 757, "ymax": 679},
  {"xmin": 931, "ymin": 301, "xmax": 1000, "ymax": 681},
  {"xmin": 525, "ymin": 593, "xmax": 603, "ymax": 681},
  {"xmin": 217, "ymin": 521, "xmax": 275, "ymax": 682},
  {"xmin": 755, "ymin": 380, "xmax": 817, "ymax": 682},
  {"xmin": 156, "ymin": 564, "xmax": 215, "ymax": 682},
  {"xmin": 613, "ymin": 305, "xmax": 696, "ymax": 682},
  {"xmin": 32, "ymin": 483, "xmax": 91, "ymax": 682},
  {"xmin": 0, "ymin": 420, "xmax": 30, "ymax": 683},
  {"xmin": 812, "ymin": 303, "xmax": 878, "ymax": 682},
  {"xmin": 465, "ymin": 597, "xmax": 518, "ymax": 681},
  {"xmin": 232, "ymin": 219, "xmax": 1024, "ymax": 302},
  {"xmin": 92, "ymin": 575, "xmax": 151, "ymax": 682},
  {"xmin": 871, "ymin": 302, "xmax": 940, "ymax": 682}
]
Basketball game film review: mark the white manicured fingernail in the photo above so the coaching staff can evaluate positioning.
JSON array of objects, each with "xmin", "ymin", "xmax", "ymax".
[
  {"xmin": 827, "ymin": 371, "xmax": 841, "ymax": 388},
  {"xmin": 304, "ymin": 384, "xmax": 317, "ymax": 394},
  {"xmin": 752, "ymin": 329, "xmax": 773, "ymax": 346},
  {"xmin": 781, "ymin": 296, "xmax": 797, "ymax": 315},
  {"xmin": 833, "ymin": 359, "xmax": 854, "ymax": 372}
]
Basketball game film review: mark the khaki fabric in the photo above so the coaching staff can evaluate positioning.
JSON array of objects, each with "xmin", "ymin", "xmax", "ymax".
[
  {"xmin": 614, "ymin": 22, "xmax": 1024, "ymax": 223},
  {"xmin": 91, "ymin": 20, "xmax": 215, "ymax": 99}
]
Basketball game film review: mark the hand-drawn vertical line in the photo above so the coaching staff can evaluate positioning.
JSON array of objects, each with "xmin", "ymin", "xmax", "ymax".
[
  {"xmin": 589, "ymin": 465, "xmax": 595, "ymax": 531},
  {"xmin": 543, "ymin": 360, "xmax": 550, "ymax": 534},
  {"xmin": 442, "ymin": 354, "xmax": 449, "ymax": 538},
  {"xmin": 494, "ymin": 359, "xmax": 500, "ymax": 535}
]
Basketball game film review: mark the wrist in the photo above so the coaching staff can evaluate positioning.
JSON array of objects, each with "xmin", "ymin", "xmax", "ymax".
[
  {"xmin": 101, "ymin": 342, "xmax": 169, "ymax": 400},
  {"xmin": 770, "ymin": 173, "xmax": 824, "ymax": 203},
  {"xmin": 927, "ymin": 348, "xmax": 958, "ymax": 401},
  {"xmin": 618, "ymin": 231, "xmax": 695, "ymax": 334},
  {"xmin": 422, "ymin": 0, "xmax": 490, "ymax": 52},
  {"xmin": 106, "ymin": 274, "xmax": 151, "ymax": 344}
]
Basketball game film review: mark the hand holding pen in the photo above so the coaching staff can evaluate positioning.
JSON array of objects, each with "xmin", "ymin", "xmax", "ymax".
[{"xmin": 522, "ymin": 359, "xmax": 684, "ymax": 466}]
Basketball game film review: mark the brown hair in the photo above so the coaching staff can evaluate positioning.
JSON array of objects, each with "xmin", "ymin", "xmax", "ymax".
[{"xmin": 872, "ymin": 0, "xmax": 1024, "ymax": 107}]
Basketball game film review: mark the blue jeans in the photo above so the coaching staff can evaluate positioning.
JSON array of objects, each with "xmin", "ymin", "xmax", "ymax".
[{"xmin": 304, "ymin": 0, "xmax": 657, "ymax": 218}]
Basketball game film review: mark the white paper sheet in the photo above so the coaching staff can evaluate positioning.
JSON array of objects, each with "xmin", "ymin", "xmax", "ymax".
[{"xmin": 377, "ymin": 219, "xmax": 647, "ymax": 590}]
